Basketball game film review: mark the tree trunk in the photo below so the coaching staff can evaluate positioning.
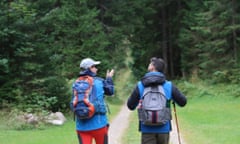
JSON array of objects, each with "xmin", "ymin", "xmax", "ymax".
[
  {"xmin": 168, "ymin": 8, "xmax": 174, "ymax": 77},
  {"xmin": 161, "ymin": 6, "xmax": 168, "ymax": 74},
  {"xmin": 232, "ymin": 0, "xmax": 237, "ymax": 63}
]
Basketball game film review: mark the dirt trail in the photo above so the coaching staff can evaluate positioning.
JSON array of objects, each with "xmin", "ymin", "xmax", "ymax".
[
  {"xmin": 109, "ymin": 104, "xmax": 186, "ymax": 144},
  {"xmin": 170, "ymin": 118, "xmax": 186, "ymax": 144},
  {"xmin": 109, "ymin": 103, "xmax": 131, "ymax": 144}
]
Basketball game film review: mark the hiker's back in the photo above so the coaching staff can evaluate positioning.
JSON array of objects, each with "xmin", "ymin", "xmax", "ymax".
[
  {"xmin": 74, "ymin": 76, "xmax": 109, "ymax": 131},
  {"xmin": 138, "ymin": 83, "xmax": 171, "ymax": 126}
]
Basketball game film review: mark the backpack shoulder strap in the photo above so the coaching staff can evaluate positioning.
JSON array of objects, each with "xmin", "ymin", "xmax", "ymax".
[
  {"xmin": 138, "ymin": 81, "xmax": 172, "ymax": 100},
  {"xmin": 137, "ymin": 81, "xmax": 144, "ymax": 99},
  {"xmin": 162, "ymin": 81, "xmax": 172, "ymax": 100}
]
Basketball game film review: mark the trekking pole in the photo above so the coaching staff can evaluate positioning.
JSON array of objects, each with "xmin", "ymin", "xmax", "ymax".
[{"xmin": 173, "ymin": 102, "xmax": 182, "ymax": 144}]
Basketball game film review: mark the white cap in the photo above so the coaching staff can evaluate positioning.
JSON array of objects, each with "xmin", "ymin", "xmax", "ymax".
[{"xmin": 80, "ymin": 58, "xmax": 101, "ymax": 69}]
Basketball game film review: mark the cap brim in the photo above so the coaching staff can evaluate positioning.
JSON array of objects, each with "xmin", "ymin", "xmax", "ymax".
[{"xmin": 94, "ymin": 61, "xmax": 101, "ymax": 65}]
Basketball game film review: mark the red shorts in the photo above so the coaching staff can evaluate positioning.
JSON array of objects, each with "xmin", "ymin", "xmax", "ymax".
[{"xmin": 77, "ymin": 126, "xmax": 108, "ymax": 144}]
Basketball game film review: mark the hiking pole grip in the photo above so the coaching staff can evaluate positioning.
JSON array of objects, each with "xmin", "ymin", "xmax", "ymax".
[{"xmin": 173, "ymin": 102, "xmax": 182, "ymax": 144}]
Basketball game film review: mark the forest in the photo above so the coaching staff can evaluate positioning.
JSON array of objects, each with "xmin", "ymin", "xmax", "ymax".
[{"xmin": 1, "ymin": 0, "xmax": 240, "ymax": 112}]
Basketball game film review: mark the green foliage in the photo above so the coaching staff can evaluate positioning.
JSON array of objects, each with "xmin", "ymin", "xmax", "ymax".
[
  {"xmin": 175, "ymin": 80, "xmax": 212, "ymax": 99},
  {"xmin": 178, "ymin": 0, "xmax": 240, "ymax": 79},
  {"xmin": 17, "ymin": 93, "xmax": 56, "ymax": 113},
  {"xmin": 0, "ymin": 58, "xmax": 9, "ymax": 73},
  {"xmin": 43, "ymin": 76, "xmax": 70, "ymax": 112},
  {"xmin": 1, "ymin": 0, "xmax": 240, "ymax": 112},
  {"xmin": 212, "ymin": 67, "xmax": 240, "ymax": 84},
  {"xmin": 0, "ymin": 0, "xmax": 126, "ymax": 112}
]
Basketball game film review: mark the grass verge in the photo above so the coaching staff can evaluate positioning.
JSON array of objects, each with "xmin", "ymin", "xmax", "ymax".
[
  {"xmin": 178, "ymin": 95, "xmax": 240, "ymax": 144},
  {"xmin": 0, "ymin": 118, "xmax": 78, "ymax": 144}
]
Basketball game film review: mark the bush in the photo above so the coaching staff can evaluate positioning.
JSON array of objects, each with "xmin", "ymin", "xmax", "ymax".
[
  {"xmin": 212, "ymin": 69, "xmax": 240, "ymax": 84},
  {"xmin": 13, "ymin": 76, "xmax": 71, "ymax": 113},
  {"xmin": 43, "ymin": 76, "xmax": 70, "ymax": 112}
]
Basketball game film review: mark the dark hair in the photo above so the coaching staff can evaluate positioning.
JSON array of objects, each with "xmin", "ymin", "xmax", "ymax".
[{"xmin": 150, "ymin": 57, "xmax": 165, "ymax": 72}]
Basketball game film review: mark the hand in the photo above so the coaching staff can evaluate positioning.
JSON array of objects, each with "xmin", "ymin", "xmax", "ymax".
[{"xmin": 106, "ymin": 69, "xmax": 114, "ymax": 78}]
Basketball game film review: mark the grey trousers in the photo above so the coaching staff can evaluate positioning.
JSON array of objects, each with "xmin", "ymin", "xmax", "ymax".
[{"xmin": 141, "ymin": 133, "xmax": 169, "ymax": 144}]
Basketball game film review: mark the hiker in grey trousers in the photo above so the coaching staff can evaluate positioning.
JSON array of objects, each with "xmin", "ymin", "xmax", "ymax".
[{"xmin": 127, "ymin": 57, "xmax": 187, "ymax": 144}]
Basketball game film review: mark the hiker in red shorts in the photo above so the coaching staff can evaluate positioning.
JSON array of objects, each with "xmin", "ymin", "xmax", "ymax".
[{"xmin": 70, "ymin": 58, "xmax": 114, "ymax": 144}]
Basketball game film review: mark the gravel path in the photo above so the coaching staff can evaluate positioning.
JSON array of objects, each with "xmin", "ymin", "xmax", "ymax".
[{"xmin": 109, "ymin": 103, "xmax": 186, "ymax": 144}]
